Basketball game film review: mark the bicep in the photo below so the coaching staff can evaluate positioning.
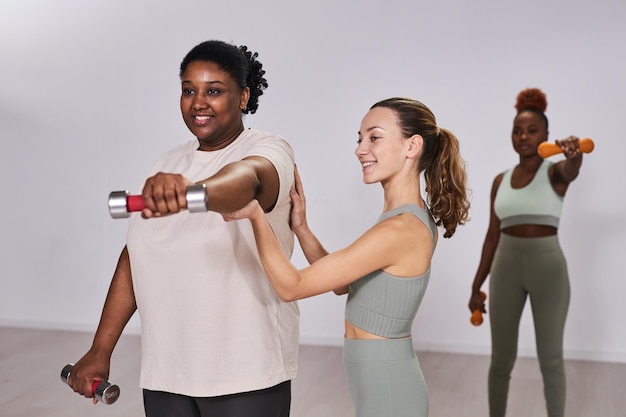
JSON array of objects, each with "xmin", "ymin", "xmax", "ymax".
[
  {"xmin": 244, "ymin": 156, "xmax": 282, "ymax": 212},
  {"xmin": 210, "ymin": 156, "xmax": 280, "ymax": 211}
]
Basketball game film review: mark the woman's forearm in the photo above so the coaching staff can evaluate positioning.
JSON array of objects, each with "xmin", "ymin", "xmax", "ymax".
[
  {"xmin": 91, "ymin": 246, "xmax": 137, "ymax": 356},
  {"xmin": 249, "ymin": 208, "xmax": 304, "ymax": 301},
  {"xmin": 293, "ymin": 224, "xmax": 328, "ymax": 265}
]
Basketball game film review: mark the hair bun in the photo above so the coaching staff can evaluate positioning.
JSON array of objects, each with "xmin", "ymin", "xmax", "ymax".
[{"xmin": 515, "ymin": 88, "xmax": 547, "ymax": 113}]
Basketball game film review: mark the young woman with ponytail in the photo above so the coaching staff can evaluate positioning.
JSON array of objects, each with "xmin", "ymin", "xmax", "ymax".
[
  {"xmin": 223, "ymin": 97, "xmax": 470, "ymax": 417},
  {"xmin": 468, "ymin": 88, "xmax": 584, "ymax": 417}
]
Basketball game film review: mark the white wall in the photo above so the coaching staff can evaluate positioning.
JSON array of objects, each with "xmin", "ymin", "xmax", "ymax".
[{"xmin": 1, "ymin": 0, "xmax": 624, "ymax": 363}]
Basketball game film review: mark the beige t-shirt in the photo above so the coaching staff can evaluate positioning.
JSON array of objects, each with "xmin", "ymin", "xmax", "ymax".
[{"xmin": 127, "ymin": 128, "xmax": 299, "ymax": 397}]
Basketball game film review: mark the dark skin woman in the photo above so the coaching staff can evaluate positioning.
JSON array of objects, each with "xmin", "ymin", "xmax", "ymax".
[{"xmin": 469, "ymin": 88, "xmax": 584, "ymax": 417}]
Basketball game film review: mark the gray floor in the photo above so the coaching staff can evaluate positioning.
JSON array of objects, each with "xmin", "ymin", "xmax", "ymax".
[{"xmin": 1, "ymin": 326, "xmax": 624, "ymax": 417}]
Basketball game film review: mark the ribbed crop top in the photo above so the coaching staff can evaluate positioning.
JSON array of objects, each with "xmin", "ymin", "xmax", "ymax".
[
  {"xmin": 494, "ymin": 159, "xmax": 563, "ymax": 229},
  {"xmin": 344, "ymin": 204, "xmax": 437, "ymax": 338}
]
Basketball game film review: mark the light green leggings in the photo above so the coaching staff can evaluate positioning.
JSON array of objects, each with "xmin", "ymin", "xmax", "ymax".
[
  {"xmin": 489, "ymin": 234, "xmax": 570, "ymax": 417},
  {"xmin": 343, "ymin": 337, "xmax": 428, "ymax": 417}
]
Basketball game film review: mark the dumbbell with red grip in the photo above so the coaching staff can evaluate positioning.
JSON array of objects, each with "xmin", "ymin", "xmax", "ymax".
[
  {"xmin": 108, "ymin": 184, "xmax": 208, "ymax": 219},
  {"xmin": 60, "ymin": 364, "xmax": 120, "ymax": 405}
]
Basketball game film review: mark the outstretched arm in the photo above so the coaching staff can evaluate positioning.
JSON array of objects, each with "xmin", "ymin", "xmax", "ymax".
[
  {"xmin": 140, "ymin": 156, "xmax": 281, "ymax": 217},
  {"xmin": 224, "ymin": 199, "xmax": 427, "ymax": 301},
  {"xmin": 290, "ymin": 167, "xmax": 328, "ymax": 264},
  {"xmin": 549, "ymin": 135, "xmax": 584, "ymax": 196},
  {"xmin": 289, "ymin": 168, "xmax": 347, "ymax": 295},
  {"xmin": 225, "ymin": 200, "xmax": 305, "ymax": 300}
]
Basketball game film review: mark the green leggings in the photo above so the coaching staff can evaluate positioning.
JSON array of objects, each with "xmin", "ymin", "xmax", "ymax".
[
  {"xmin": 488, "ymin": 234, "xmax": 570, "ymax": 417},
  {"xmin": 343, "ymin": 337, "xmax": 428, "ymax": 417}
]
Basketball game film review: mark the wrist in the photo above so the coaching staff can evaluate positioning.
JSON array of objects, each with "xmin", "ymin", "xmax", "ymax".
[
  {"xmin": 187, "ymin": 183, "xmax": 208, "ymax": 212},
  {"xmin": 88, "ymin": 343, "xmax": 114, "ymax": 361},
  {"xmin": 292, "ymin": 222, "xmax": 311, "ymax": 237},
  {"xmin": 250, "ymin": 201, "xmax": 266, "ymax": 222}
]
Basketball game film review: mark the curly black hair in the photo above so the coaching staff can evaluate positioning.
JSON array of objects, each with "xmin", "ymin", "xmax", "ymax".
[{"xmin": 179, "ymin": 40, "xmax": 268, "ymax": 114}]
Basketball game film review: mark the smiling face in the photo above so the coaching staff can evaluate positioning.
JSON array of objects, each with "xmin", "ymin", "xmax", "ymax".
[
  {"xmin": 511, "ymin": 110, "xmax": 549, "ymax": 158},
  {"xmin": 180, "ymin": 60, "xmax": 250, "ymax": 151},
  {"xmin": 356, "ymin": 107, "xmax": 411, "ymax": 184}
]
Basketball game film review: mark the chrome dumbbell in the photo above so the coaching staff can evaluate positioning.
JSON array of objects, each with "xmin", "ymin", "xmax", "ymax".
[
  {"xmin": 108, "ymin": 184, "xmax": 208, "ymax": 219},
  {"xmin": 60, "ymin": 364, "xmax": 121, "ymax": 405}
]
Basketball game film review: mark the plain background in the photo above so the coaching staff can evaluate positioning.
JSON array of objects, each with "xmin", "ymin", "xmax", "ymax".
[{"xmin": 1, "ymin": 0, "xmax": 624, "ymax": 363}]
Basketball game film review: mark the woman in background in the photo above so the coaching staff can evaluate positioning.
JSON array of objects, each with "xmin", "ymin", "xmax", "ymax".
[{"xmin": 469, "ymin": 88, "xmax": 585, "ymax": 417}]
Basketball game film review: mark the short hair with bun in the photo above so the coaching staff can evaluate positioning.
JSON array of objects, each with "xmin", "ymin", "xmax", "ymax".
[{"xmin": 515, "ymin": 88, "xmax": 549, "ymax": 129}]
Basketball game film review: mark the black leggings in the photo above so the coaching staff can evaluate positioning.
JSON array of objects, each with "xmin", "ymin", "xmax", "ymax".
[{"xmin": 143, "ymin": 381, "xmax": 291, "ymax": 417}]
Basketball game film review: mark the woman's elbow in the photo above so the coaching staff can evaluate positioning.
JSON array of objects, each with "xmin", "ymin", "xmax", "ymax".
[
  {"xmin": 276, "ymin": 288, "xmax": 300, "ymax": 302},
  {"xmin": 333, "ymin": 286, "xmax": 349, "ymax": 296}
]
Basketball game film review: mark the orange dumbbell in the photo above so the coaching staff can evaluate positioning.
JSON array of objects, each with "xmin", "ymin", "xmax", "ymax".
[
  {"xmin": 538, "ymin": 138, "xmax": 594, "ymax": 158},
  {"xmin": 470, "ymin": 291, "xmax": 487, "ymax": 326}
]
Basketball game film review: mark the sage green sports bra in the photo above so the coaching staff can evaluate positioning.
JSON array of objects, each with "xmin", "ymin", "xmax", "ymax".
[{"xmin": 345, "ymin": 204, "xmax": 437, "ymax": 338}]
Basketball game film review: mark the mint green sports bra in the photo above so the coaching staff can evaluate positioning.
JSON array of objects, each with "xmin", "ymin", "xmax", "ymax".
[{"xmin": 494, "ymin": 160, "xmax": 563, "ymax": 229}]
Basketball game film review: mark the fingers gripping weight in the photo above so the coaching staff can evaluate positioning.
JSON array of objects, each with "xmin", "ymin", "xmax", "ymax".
[
  {"xmin": 538, "ymin": 138, "xmax": 594, "ymax": 158},
  {"xmin": 470, "ymin": 291, "xmax": 487, "ymax": 326},
  {"xmin": 60, "ymin": 364, "xmax": 120, "ymax": 405},
  {"xmin": 108, "ymin": 184, "xmax": 208, "ymax": 219}
]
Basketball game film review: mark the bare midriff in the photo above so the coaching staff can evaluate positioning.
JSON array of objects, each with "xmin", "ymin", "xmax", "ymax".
[
  {"xmin": 502, "ymin": 224, "xmax": 558, "ymax": 238},
  {"xmin": 344, "ymin": 320, "xmax": 410, "ymax": 340}
]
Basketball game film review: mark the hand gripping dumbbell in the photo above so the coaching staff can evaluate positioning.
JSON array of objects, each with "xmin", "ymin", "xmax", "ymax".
[
  {"xmin": 538, "ymin": 137, "xmax": 594, "ymax": 158},
  {"xmin": 60, "ymin": 364, "xmax": 121, "ymax": 405},
  {"xmin": 108, "ymin": 184, "xmax": 208, "ymax": 219},
  {"xmin": 470, "ymin": 291, "xmax": 487, "ymax": 326}
]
